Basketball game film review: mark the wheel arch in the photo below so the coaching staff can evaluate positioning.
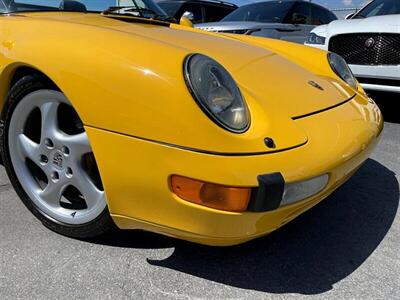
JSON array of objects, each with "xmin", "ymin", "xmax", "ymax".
[{"xmin": 0, "ymin": 63, "xmax": 60, "ymax": 113}]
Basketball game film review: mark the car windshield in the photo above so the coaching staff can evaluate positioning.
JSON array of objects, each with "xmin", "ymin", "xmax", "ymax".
[
  {"xmin": 353, "ymin": 0, "xmax": 400, "ymax": 18},
  {"xmin": 0, "ymin": 0, "xmax": 168, "ymax": 19},
  {"xmin": 156, "ymin": 1, "xmax": 181, "ymax": 16},
  {"xmin": 221, "ymin": 1, "xmax": 294, "ymax": 23}
]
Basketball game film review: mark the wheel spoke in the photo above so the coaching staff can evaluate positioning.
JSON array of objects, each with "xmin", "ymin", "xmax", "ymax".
[
  {"xmin": 39, "ymin": 181, "xmax": 66, "ymax": 205},
  {"xmin": 73, "ymin": 167, "xmax": 103, "ymax": 208},
  {"xmin": 17, "ymin": 134, "xmax": 40, "ymax": 161},
  {"xmin": 40, "ymin": 101, "xmax": 60, "ymax": 141}
]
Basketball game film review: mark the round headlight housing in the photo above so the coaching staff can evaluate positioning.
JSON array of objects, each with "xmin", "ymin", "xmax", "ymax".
[
  {"xmin": 184, "ymin": 54, "xmax": 250, "ymax": 133},
  {"xmin": 328, "ymin": 52, "xmax": 358, "ymax": 89}
]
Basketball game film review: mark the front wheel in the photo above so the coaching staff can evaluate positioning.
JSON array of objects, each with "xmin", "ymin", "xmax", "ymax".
[{"xmin": 1, "ymin": 75, "xmax": 115, "ymax": 238}]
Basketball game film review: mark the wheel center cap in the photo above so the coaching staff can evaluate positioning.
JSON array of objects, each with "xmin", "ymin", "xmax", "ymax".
[{"xmin": 52, "ymin": 151, "xmax": 64, "ymax": 169}]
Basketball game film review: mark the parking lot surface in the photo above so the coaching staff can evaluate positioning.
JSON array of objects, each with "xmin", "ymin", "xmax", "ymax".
[{"xmin": 0, "ymin": 97, "xmax": 399, "ymax": 299}]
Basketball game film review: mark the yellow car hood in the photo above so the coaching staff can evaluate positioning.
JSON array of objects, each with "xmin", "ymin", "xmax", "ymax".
[
  {"xmin": 27, "ymin": 13, "xmax": 352, "ymax": 118},
  {"xmin": 9, "ymin": 13, "xmax": 358, "ymax": 154},
  {"xmin": 103, "ymin": 19, "xmax": 354, "ymax": 118}
]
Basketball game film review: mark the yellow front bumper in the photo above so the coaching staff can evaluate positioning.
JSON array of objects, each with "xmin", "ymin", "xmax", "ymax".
[{"xmin": 86, "ymin": 95, "xmax": 383, "ymax": 246}]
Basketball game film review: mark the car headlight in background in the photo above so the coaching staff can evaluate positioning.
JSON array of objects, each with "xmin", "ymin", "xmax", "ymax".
[
  {"xmin": 306, "ymin": 32, "xmax": 326, "ymax": 45},
  {"xmin": 328, "ymin": 52, "xmax": 358, "ymax": 89},
  {"xmin": 184, "ymin": 54, "xmax": 250, "ymax": 133}
]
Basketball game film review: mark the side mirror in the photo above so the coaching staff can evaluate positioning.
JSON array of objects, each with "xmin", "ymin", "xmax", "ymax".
[
  {"xmin": 292, "ymin": 13, "xmax": 307, "ymax": 24},
  {"xmin": 345, "ymin": 13, "xmax": 354, "ymax": 19},
  {"xmin": 182, "ymin": 11, "xmax": 194, "ymax": 21},
  {"xmin": 180, "ymin": 16, "xmax": 194, "ymax": 27}
]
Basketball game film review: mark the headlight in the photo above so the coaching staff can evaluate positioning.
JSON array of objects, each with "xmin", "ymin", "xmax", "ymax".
[
  {"xmin": 306, "ymin": 32, "xmax": 326, "ymax": 45},
  {"xmin": 184, "ymin": 54, "xmax": 250, "ymax": 133},
  {"xmin": 328, "ymin": 52, "xmax": 358, "ymax": 89}
]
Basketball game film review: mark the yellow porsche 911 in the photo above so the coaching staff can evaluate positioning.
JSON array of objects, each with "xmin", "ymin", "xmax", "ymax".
[{"xmin": 0, "ymin": 0, "xmax": 383, "ymax": 246}]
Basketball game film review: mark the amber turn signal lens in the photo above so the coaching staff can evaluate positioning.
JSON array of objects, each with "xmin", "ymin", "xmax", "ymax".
[{"xmin": 170, "ymin": 175, "xmax": 251, "ymax": 212}]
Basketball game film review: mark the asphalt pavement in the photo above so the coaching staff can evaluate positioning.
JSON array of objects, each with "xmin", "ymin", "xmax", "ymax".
[{"xmin": 0, "ymin": 95, "xmax": 399, "ymax": 299}]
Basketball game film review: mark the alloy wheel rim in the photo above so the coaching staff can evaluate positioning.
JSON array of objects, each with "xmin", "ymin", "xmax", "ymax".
[{"xmin": 8, "ymin": 90, "xmax": 106, "ymax": 225}]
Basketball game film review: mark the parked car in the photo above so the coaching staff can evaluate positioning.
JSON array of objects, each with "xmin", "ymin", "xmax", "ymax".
[
  {"xmin": 305, "ymin": 0, "xmax": 400, "ymax": 94},
  {"xmin": 195, "ymin": 0, "xmax": 337, "ymax": 44},
  {"xmin": 0, "ymin": 0, "xmax": 382, "ymax": 246},
  {"xmin": 157, "ymin": 0, "xmax": 237, "ymax": 24}
]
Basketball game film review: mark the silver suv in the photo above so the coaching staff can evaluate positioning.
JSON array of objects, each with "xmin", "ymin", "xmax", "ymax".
[{"xmin": 195, "ymin": 0, "xmax": 337, "ymax": 44}]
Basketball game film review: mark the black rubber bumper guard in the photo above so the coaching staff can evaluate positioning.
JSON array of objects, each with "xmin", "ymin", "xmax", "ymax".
[{"xmin": 247, "ymin": 173, "xmax": 286, "ymax": 212}]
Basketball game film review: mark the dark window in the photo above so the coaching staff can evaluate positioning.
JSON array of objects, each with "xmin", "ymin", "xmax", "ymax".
[
  {"xmin": 310, "ymin": 4, "xmax": 337, "ymax": 25},
  {"xmin": 354, "ymin": 0, "xmax": 400, "ymax": 18},
  {"xmin": 204, "ymin": 5, "xmax": 234, "ymax": 23},
  {"xmin": 222, "ymin": 1, "xmax": 294, "ymax": 23},
  {"xmin": 158, "ymin": 1, "xmax": 182, "ymax": 17},
  {"xmin": 285, "ymin": 2, "xmax": 312, "ymax": 25}
]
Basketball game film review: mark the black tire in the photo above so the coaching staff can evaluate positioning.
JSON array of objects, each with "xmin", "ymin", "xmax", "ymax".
[{"xmin": 0, "ymin": 74, "xmax": 117, "ymax": 238}]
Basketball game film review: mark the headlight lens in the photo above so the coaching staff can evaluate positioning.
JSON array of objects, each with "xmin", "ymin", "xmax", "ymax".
[
  {"xmin": 306, "ymin": 32, "xmax": 326, "ymax": 45},
  {"xmin": 328, "ymin": 52, "xmax": 358, "ymax": 89},
  {"xmin": 281, "ymin": 174, "xmax": 329, "ymax": 206},
  {"xmin": 184, "ymin": 54, "xmax": 250, "ymax": 133}
]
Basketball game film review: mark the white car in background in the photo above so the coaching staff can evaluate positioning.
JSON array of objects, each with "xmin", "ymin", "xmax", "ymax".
[{"xmin": 305, "ymin": 0, "xmax": 400, "ymax": 94}]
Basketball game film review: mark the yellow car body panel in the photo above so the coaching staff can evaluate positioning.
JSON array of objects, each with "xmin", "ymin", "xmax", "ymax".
[
  {"xmin": 2, "ymin": 12, "xmax": 355, "ymax": 154},
  {"xmin": 86, "ymin": 94, "xmax": 382, "ymax": 246},
  {"xmin": 0, "ymin": 12, "xmax": 383, "ymax": 245}
]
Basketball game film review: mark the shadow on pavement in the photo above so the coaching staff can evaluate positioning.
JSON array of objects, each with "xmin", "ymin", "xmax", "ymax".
[
  {"xmin": 368, "ymin": 91, "xmax": 399, "ymax": 124},
  {"xmin": 87, "ymin": 227, "xmax": 176, "ymax": 249},
  {"xmin": 143, "ymin": 159, "xmax": 399, "ymax": 294}
]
